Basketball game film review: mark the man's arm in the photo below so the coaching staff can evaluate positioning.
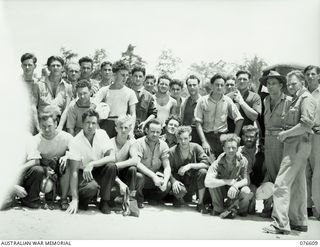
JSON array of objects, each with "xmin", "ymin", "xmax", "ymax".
[
  {"xmin": 170, "ymin": 99, "xmax": 177, "ymax": 116},
  {"xmin": 162, "ymin": 158, "xmax": 171, "ymax": 186},
  {"xmin": 90, "ymin": 149, "xmax": 115, "ymax": 168},
  {"xmin": 204, "ymin": 164, "xmax": 234, "ymax": 188},
  {"xmin": 128, "ymin": 104, "xmax": 137, "ymax": 134},
  {"xmin": 235, "ymin": 92, "xmax": 261, "ymax": 122},
  {"xmin": 234, "ymin": 119, "xmax": 244, "ymax": 136},
  {"xmin": 22, "ymin": 159, "xmax": 40, "ymax": 173}
]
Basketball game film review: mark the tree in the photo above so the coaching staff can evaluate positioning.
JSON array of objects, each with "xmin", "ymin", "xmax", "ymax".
[
  {"xmin": 156, "ymin": 49, "xmax": 182, "ymax": 76},
  {"xmin": 121, "ymin": 44, "xmax": 146, "ymax": 70},
  {"xmin": 91, "ymin": 48, "xmax": 108, "ymax": 80},
  {"xmin": 59, "ymin": 47, "xmax": 78, "ymax": 64},
  {"xmin": 239, "ymin": 55, "xmax": 268, "ymax": 91}
]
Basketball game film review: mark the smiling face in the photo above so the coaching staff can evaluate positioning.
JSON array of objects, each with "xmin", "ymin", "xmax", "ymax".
[
  {"xmin": 158, "ymin": 78, "xmax": 170, "ymax": 94},
  {"xmin": 166, "ymin": 118, "xmax": 180, "ymax": 135}
]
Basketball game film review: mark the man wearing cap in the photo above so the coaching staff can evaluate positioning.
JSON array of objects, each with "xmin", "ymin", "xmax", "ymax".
[
  {"xmin": 259, "ymin": 71, "xmax": 291, "ymax": 218},
  {"xmin": 227, "ymin": 70, "xmax": 262, "ymax": 133},
  {"xmin": 304, "ymin": 65, "xmax": 320, "ymax": 219},
  {"xmin": 263, "ymin": 70, "xmax": 316, "ymax": 234},
  {"xmin": 195, "ymin": 74, "xmax": 244, "ymax": 158},
  {"xmin": 205, "ymin": 133, "xmax": 253, "ymax": 218}
]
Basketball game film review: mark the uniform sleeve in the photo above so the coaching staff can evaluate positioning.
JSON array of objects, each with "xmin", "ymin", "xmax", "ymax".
[
  {"xmin": 160, "ymin": 142, "xmax": 170, "ymax": 161},
  {"xmin": 206, "ymin": 162, "xmax": 219, "ymax": 180},
  {"xmin": 239, "ymin": 156, "xmax": 249, "ymax": 181},
  {"xmin": 128, "ymin": 88, "xmax": 138, "ymax": 106},
  {"xmin": 195, "ymin": 144, "xmax": 209, "ymax": 165},
  {"xmin": 300, "ymin": 95, "xmax": 316, "ymax": 129},
  {"xmin": 252, "ymin": 93, "xmax": 262, "ymax": 115},
  {"xmin": 228, "ymin": 99, "xmax": 244, "ymax": 122},
  {"xmin": 194, "ymin": 98, "xmax": 204, "ymax": 123}
]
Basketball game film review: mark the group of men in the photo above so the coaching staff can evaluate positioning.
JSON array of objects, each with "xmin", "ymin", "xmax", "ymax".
[{"xmin": 4, "ymin": 52, "xmax": 320, "ymax": 235}]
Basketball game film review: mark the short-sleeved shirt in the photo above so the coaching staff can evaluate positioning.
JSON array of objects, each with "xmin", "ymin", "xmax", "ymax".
[
  {"xmin": 283, "ymin": 88, "xmax": 316, "ymax": 130},
  {"xmin": 159, "ymin": 134, "xmax": 177, "ymax": 148},
  {"xmin": 35, "ymin": 77, "xmax": 72, "ymax": 113},
  {"xmin": 66, "ymin": 99, "xmax": 95, "ymax": 135},
  {"xmin": 27, "ymin": 131, "xmax": 73, "ymax": 160},
  {"xmin": 194, "ymin": 93, "xmax": 243, "ymax": 133},
  {"xmin": 311, "ymin": 85, "xmax": 320, "ymax": 127},
  {"xmin": 181, "ymin": 95, "xmax": 202, "ymax": 127},
  {"xmin": 68, "ymin": 129, "xmax": 112, "ymax": 169},
  {"xmin": 133, "ymin": 136, "xmax": 169, "ymax": 172},
  {"xmin": 264, "ymin": 93, "xmax": 292, "ymax": 131},
  {"xmin": 92, "ymin": 85, "xmax": 138, "ymax": 117},
  {"xmin": 134, "ymin": 87, "xmax": 157, "ymax": 122},
  {"xmin": 169, "ymin": 142, "xmax": 209, "ymax": 178},
  {"xmin": 206, "ymin": 152, "xmax": 248, "ymax": 181},
  {"xmin": 110, "ymin": 137, "xmax": 136, "ymax": 162}
]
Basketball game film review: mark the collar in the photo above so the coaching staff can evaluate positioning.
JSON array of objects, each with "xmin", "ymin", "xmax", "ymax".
[
  {"xmin": 145, "ymin": 136, "xmax": 160, "ymax": 146},
  {"xmin": 218, "ymin": 152, "xmax": 242, "ymax": 169},
  {"xmin": 208, "ymin": 92, "xmax": 225, "ymax": 103}
]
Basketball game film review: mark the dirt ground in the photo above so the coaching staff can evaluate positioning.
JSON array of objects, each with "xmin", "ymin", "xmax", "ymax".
[{"xmin": 0, "ymin": 200, "xmax": 319, "ymax": 240}]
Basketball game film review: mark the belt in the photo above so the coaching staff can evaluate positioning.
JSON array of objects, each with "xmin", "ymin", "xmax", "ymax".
[{"xmin": 265, "ymin": 129, "xmax": 283, "ymax": 136}]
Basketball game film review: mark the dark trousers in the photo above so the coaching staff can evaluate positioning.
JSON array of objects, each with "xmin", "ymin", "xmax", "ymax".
[
  {"xmin": 118, "ymin": 166, "xmax": 144, "ymax": 202},
  {"xmin": 204, "ymin": 132, "xmax": 225, "ymax": 158},
  {"xmin": 138, "ymin": 174, "xmax": 171, "ymax": 202},
  {"xmin": 99, "ymin": 119, "xmax": 117, "ymax": 138},
  {"xmin": 78, "ymin": 163, "xmax": 117, "ymax": 205},
  {"xmin": 20, "ymin": 165, "xmax": 45, "ymax": 202},
  {"xmin": 172, "ymin": 168, "xmax": 207, "ymax": 200}
]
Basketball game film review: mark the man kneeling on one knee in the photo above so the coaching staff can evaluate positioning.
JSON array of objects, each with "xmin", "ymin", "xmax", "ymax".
[{"xmin": 205, "ymin": 133, "xmax": 253, "ymax": 218}]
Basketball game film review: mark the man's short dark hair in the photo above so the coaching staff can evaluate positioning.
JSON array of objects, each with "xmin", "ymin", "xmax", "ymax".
[
  {"xmin": 112, "ymin": 60, "xmax": 130, "ymax": 73},
  {"xmin": 165, "ymin": 114, "xmax": 181, "ymax": 127},
  {"xmin": 21, "ymin": 53, "xmax": 37, "ymax": 64},
  {"xmin": 145, "ymin": 74, "xmax": 156, "ymax": 82},
  {"xmin": 144, "ymin": 118, "xmax": 162, "ymax": 130},
  {"xmin": 303, "ymin": 65, "xmax": 320, "ymax": 75},
  {"xmin": 170, "ymin": 79, "xmax": 183, "ymax": 89},
  {"xmin": 132, "ymin": 66, "xmax": 146, "ymax": 76},
  {"xmin": 82, "ymin": 109, "xmax": 99, "ymax": 123},
  {"xmin": 47, "ymin": 56, "xmax": 64, "ymax": 67},
  {"xmin": 186, "ymin": 75, "xmax": 200, "ymax": 85},
  {"xmin": 236, "ymin": 70, "xmax": 252, "ymax": 80},
  {"xmin": 210, "ymin": 73, "xmax": 225, "ymax": 84},
  {"xmin": 158, "ymin": 74, "xmax": 172, "ymax": 84},
  {"xmin": 76, "ymin": 79, "xmax": 91, "ymax": 91},
  {"xmin": 79, "ymin": 56, "xmax": 93, "ymax": 67},
  {"xmin": 100, "ymin": 61, "xmax": 113, "ymax": 70}
]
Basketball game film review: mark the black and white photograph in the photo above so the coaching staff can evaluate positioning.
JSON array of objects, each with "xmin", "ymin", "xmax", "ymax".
[{"xmin": 0, "ymin": 0, "xmax": 319, "ymax": 242}]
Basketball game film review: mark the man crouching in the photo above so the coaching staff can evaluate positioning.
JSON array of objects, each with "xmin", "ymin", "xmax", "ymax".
[{"xmin": 205, "ymin": 133, "xmax": 253, "ymax": 219}]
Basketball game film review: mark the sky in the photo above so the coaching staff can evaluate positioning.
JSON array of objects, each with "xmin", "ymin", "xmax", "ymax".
[{"xmin": 1, "ymin": 0, "xmax": 320, "ymax": 77}]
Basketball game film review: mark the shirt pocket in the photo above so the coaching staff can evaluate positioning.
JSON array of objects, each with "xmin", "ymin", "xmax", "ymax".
[{"xmin": 285, "ymin": 106, "xmax": 300, "ymax": 126}]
